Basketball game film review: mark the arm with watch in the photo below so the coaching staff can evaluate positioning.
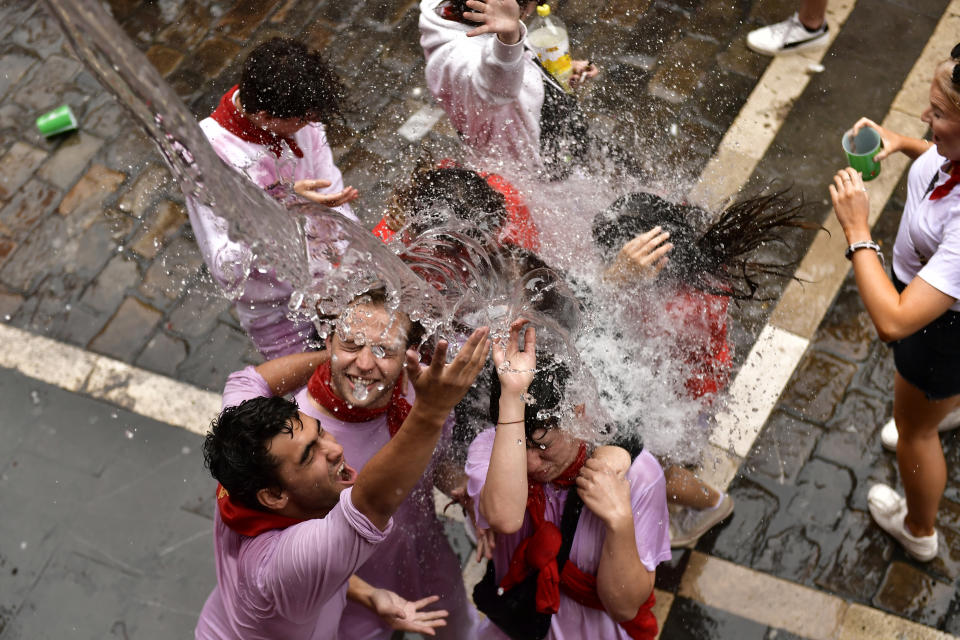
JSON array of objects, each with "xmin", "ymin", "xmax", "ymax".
[{"xmin": 829, "ymin": 160, "xmax": 956, "ymax": 343}]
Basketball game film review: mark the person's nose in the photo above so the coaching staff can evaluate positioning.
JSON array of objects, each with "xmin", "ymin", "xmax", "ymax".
[
  {"xmin": 921, "ymin": 106, "xmax": 933, "ymax": 125},
  {"xmin": 324, "ymin": 436, "xmax": 344, "ymax": 462},
  {"xmin": 355, "ymin": 345, "xmax": 376, "ymax": 372}
]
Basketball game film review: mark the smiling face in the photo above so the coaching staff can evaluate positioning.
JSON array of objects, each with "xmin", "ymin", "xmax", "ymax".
[
  {"xmin": 325, "ymin": 303, "xmax": 410, "ymax": 409},
  {"xmin": 261, "ymin": 412, "xmax": 358, "ymax": 518},
  {"xmin": 922, "ymin": 74, "xmax": 960, "ymax": 162},
  {"xmin": 525, "ymin": 427, "xmax": 583, "ymax": 484}
]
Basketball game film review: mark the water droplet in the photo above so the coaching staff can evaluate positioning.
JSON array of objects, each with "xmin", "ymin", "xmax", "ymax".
[
  {"xmin": 124, "ymin": 429, "xmax": 134, "ymax": 439},
  {"xmin": 352, "ymin": 378, "xmax": 369, "ymax": 402},
  {"xmin": 30, "ymin": 390, "xmax": 40, "ymax": 405}
]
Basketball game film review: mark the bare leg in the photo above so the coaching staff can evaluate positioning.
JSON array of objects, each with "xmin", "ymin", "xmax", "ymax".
[
  {"xmin": 893, "ymin": 372, "xmax": 959, "ymax": 537},
  {"xmin": 798, "ymin": 0, "xmax": 828, "ymax": 29},
  {"xmin": 664, "ymin": 465, "xmax": 721, "ymax": 510}
]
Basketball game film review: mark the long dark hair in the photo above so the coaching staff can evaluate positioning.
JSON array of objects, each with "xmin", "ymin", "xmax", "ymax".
[{"xmin": 592, "ymin": 190, "xmax": 813, "ymax": 300}]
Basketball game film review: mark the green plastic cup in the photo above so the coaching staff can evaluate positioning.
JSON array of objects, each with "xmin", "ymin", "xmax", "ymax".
[
  {"xmin": 842, "ymin": 126, "xmax": 882, "ymax": 181},
  {"xmin": 36, "ymin": 104, "xmax": 78, "ymax": 137}
]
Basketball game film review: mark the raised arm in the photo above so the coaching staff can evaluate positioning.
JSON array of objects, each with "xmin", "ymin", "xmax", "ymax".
[
  {"xmin": 830, "ymin": 167, "xmax": 957, "ymax": 341},
  {"xmin": 479, "ymin": 318, "xmax": 536, "ymax": 534},
  {"xmin": 352, "ymin": 328, "xmax": 491, "ymax": 530},
  {"xmin": 253, "ymin": 350, "xmax": 330, "ymax": 397},
  {"xmin": 461, "ymin": 0, "xmax": 528, "ymax": 102}
]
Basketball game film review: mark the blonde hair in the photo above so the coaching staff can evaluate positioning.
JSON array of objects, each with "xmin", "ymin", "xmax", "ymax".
[{"xmin": 933, "ymin": 59, "xmax": 960, "ymax": 115}]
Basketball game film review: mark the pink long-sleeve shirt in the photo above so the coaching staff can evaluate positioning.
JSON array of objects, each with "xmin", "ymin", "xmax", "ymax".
[{"xmin": 195, "ymin": 367, "xmax": 393, "ymax": 640}]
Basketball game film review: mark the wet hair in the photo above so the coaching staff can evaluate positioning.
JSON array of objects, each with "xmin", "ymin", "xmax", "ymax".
[
  {"xmin": 239, "ymin": 38, "xmax": 344, "ymax": 121},
  {"xmin": 393, "ymin": 168, "xmax": 508, "ymax": 241},
  {"xmin": 448, "ymin": 0, "xmax": 536, "ymax": 24},
  {"xmin": 592, "ymin": 190, "xmax": 811, "ymax": 300},
  {"xmin": 489, "ymin": 353, "xmax": 571, "ymax": 442},
  {"xmin": 933, "ymin": 51, "xmax": 960, "ymax": 116},
  {"xmin": 203, "ymin": 396, "xmax": 301, "ymax": 511}
]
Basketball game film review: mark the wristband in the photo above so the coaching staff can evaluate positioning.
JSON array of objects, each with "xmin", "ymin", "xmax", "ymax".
[
  {"xmin": 845, "ymin": 240, "xmax": 884, "ymax": 266},
  {"xmin": 496, "ymin": 419, "xmax": 525, "ymax": 426}
]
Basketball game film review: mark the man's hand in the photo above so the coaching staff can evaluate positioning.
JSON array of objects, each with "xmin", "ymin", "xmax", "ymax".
[
  {"xmin": 369, "ymin": 590, "xmax": 449, "ymax": 636},
  {"xmin": 406, "ymin": 327, "xmax": 491, "ymax": 422},
  {"xmin": 576, "ymin": 457, "xmax": 633, "ymax": 530},
  {"xmin": 464, "ymin": 0, "xmax": 522, "ymax": 44},
  {"xmin": 294, "ymin": 179, "xmax": 359, "ymax": 207},
  {"xmin": 569, "ymin": 60, "xmax": 599, "ymax": 89}
]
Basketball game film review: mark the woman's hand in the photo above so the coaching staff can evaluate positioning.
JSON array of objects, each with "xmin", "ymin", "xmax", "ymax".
[
  {"xmin": 576, "ymin": 457, "xmax": 633, "ymax": 530},
  {"xmin": 605, "ymin": 226, "xmax": 673, "ymax": 283},
  {"xmin": 850, "ymin": 117, "xmax": 919, "ymax": 161},
  {"xmin": 492, "ymin": 317, "xmax": 536, "ymax": 395},
  {"xmin": 464, "ymin": 0, "xmax": 522, "ymax": 44},
  {"xmin": 829, "ymin": 168, "xmax": 872, "ymax": 244},
  {"xmin": 569, "ymin": 60, "xmax": 600, "ymax": 89},
  {"xmin": 369, "ymin": 590, "xmax": 449, "ymax": 636},
  {"xmin": 294, "ymin": 179, "xmax": 359, "ymax": 207},
  {"xmin": 475, "ymin": 527, "xmax": 496, "ymax": 562}
]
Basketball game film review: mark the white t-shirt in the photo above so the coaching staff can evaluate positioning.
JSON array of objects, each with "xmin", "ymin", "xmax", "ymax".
[{"xmin": 894, "ymin": 146, "xmax": 960, "ymax": 311}]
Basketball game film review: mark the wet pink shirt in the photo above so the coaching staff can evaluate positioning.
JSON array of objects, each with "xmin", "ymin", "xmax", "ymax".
[
  {"xmin": 293, "ymin": 383, "xmax": 479, "ymax": 640},
  {"xmin": 186, "ymin": 117, "xmax": 357, "ymax": 359},
  {"xmin": 465, "ymin": 429, "xmax": 672, "ymax": 640},
  {"xmin": 195, "ymin": 367, "xmax": 393, "ymax": 640}
]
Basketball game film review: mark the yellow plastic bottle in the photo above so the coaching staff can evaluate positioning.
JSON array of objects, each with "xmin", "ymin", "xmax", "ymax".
[{"xmin": 527, "ymin": 4, "xmax": 573, "ymax": 90}]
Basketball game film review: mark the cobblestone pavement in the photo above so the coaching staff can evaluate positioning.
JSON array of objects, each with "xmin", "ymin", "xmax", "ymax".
[{"xmin": 2, "ymin": 0, "xmax": 960, "ymax": 637}]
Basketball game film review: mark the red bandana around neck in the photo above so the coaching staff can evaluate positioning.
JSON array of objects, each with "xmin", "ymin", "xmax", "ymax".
[
  {"xmin": 215, "ymin": 483, "xmax": 304, "ymax": 538},
  {"xmin": 498, "ymin": 442, "xmax": 588, "ymax": 614},
  {"xmin": 307, "ymin": 361, "xmax": 412, "ymax": 436},
  {"xmin": 930, "ymin": 162, "xmax": 960, "ymax": 200},
  {"xmin": 210, "ymin": 85, "xmax": 304, "ymax": 159}
]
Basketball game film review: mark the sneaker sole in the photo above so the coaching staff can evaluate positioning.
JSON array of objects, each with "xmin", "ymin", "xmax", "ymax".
[{"xmin": 746, "ymin": 34, "xmax": 829, "ymax": 57}]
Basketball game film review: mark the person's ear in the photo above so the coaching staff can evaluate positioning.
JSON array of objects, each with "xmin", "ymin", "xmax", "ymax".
[{"xmin": 257, "ymin": 486, "xmax": 288, "ymax": 512}]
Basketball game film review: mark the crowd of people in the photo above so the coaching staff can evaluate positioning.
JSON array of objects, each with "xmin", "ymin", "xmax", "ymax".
[{"xmin": 183, "ymin": 1, "xmax": 960, "ymax": 638}]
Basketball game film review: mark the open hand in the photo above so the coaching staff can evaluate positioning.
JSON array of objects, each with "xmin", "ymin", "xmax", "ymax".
[
  {"xmin": 464, "ymin": 0, "xmax": 522, "ymax": 44},
  {"xmin": 492, "ymin": 317, "xmax": 536, "ymax": 395},
  {"xmin": 828, "ymin": 167, "xmax": 871, "ymax": 243},
  {"xmin": 294, "ymin": 179, "xmax": 359, "ymax": 207},
  {"xmin": 606, "ymin": 226, "xmax": 673, "ymax": 283},
  {"xmin": 406, "ymin": 327, "xmax": 491, "ymax": 421},
  {"xmin": 369, "ymin": 589, "xmax": 449, "ymax": 636},
  {"xmin": 850, "ymin": 117, "xmax": 903, "ymax": 163}
]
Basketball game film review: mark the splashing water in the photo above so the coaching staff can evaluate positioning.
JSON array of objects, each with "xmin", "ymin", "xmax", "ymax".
[{"xmin": 352, "ymin": 378, "xmax": 370, "ymax": 403}]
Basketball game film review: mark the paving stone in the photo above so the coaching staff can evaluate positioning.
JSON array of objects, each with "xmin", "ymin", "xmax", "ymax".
[
  {"xmin": 744, "ymin": 411, "xmax": 822, "ymax": 485},
  {"xmin": 786, "ymin": 459, "xmax": 853, "ymax": 530},
  {"xmin": 8, "ymin": 7, "xmax": 67, "ymax": 59},
  {"xmin": 825, "ymin": 389, "xmax": 888, "ymax": 434},
  {"xmin": 598, "ymin": 0, "xmax": 653, "ymax": 29},
  {"xmin": 55, "ymin": 303, "xmax": 108, "ymax": 346},
  {"xmin": 779, "ymin": 350, "xmax": 857, "ymax": 424},
  {"xmin": 135, "ymin": 331, "xmax": 188, "ymax": 376},
  {"xmin": 716, "ymin": 25, "xmax": 770, "ymax": 80},
  {"xmin": 363, "ymin": 0, "xmax": 420, "ymax": 25},
  {"xmin": 746, "ymin": 0, "xmax": 799, "ymax": 26},
  {"xmin": 146, "ymin": 44, "xmax": 185, "ymax": 78},
  {"xmin": 0, "ymin": 142, "xmax": 47, "ymax": 200},
  {"xmin": 166, "ymin": 284, "xmax": 230, "ymax": 339},
  {"xmin": 299, "ymin": 20, "xmax": 336, "ymax": 51},
  {"xmin": 0, "ymin": 237, "xmax": 17, "ymax": 272},
  {"xmin": 815, "ymin": 509, "xmax": 893, "ymax": 602},
  {"xmin": 872, "ymin": 562, "xmax": 953, "ymax": 628},
  {"xmin": 82, "ymin": 96, "xmax": 134, "ymax": 142},
  {"xmin": 924, "ymin": 526, "xmax": 960, "ymax": 583},
  {"xmin": 11, "ymin": 54, "xmax": 81, "ymax": 112},
  {"xmin": 131, "ymin": 200, "xmax": 188, "ymax": 258},
  {"xmin": 189, "ymin": 36, "xmax": 244, "ymax": 83},
  {"xmin": 70, "ymin": 211, "xmax": 135, "ymax": 280},
  {"xmin": 701, "ymin": 477, "xmax": 779, "ymax": 565},
  {"xmin": 138, "ymin": 240, "xmax": 204, "ymax": 305},
  {"xmin": 57, "ymin": 162, "xmax": 126, "ymax": 217},
  {"xmin": 117, "ymin": 164, "xmax": 171, "ymax": 218},
  {"xmin": 0, "ymin": 287, "xmax": 24, "ymax": 319},
  {"xmin": 35, "ymin": 131, "xmax": 104, "ymax": 190},
  {"xmin": 660, "ymin": 596, "xmax": 768, "ymax": 640},
  {"xmin": 648, "ymin": 36, "xmax": 718, "ymax": 105},
  {"xmin": 813, "ymin": 280, "xmax": 876, "ymax": 362},
  {"xmin": 216, "ymin": 0, "xmax": 284, "ymax": 40},
  {"xmin": 79, "ymin": 254, "xmax": 139, "ymax": 313},
  {"xmin": 754, "ymin": 526, "xmax": 821, "ymax": 585},
  {"xmin": 157, "ymin": 1, "xmax": 214, "ymax": 49},
  {"xmin": 688, "ymin": 0, "xmax": 750, "ymax": 40},
  {"xmin": 857, "ymin": 343, "xmax": 897, "ymax": 400},
  {"xmin": 0, "ymin": 49, "xmax": 37, "ymax": 103},
  {"xmin": 88, "ymin": 296, "xmax": 162, "ymax": 361},
  {"xmin": 0, "ymin": 178, "xmax": 60, "ymax": 240},
  {"xmin": 177, "ymin": 322, "xmax": 258, "ymax": 391},
  {"xmin": 814, "ymin": 424, "xmax": 881, "ymax": 472},
  {"xmin": 692, "ymin": 68, "xmax": 755, "ymax": 134}
]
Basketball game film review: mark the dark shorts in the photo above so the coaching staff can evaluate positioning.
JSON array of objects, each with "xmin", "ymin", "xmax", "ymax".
[{"xmin": 889, "ymin": 273, "xmax": 960, "ymax": 400}]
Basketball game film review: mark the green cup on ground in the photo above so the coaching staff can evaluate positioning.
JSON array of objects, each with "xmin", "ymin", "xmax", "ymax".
[
  {"xmin": 842, "ymin": 126, "xmax": 882, "ymax": 181},
  {"xmin": 36, "ymin": 104, "xmax": 78, "ymax": 137}
]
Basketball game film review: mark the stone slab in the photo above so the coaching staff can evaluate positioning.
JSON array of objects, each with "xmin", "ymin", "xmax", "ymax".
[
  {"xmin": 0, "ymin": 141, "xmax": 47, "ymax": 199},
  {"xmin": 36, "ymin": 131, "xmax": 105, "ymax": 190}
]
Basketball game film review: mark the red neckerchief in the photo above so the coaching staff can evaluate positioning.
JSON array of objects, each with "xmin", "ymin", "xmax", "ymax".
[
  {"xmin": 210, "ymin": 85, "xmax": 304, "ymax": 159},
  {"xmin": 215, "ymin": 483, "xmax": 304, "ymax": 537},
  {"xmin": 307, "ymin": 361, "xmax": 412, "ymax": 436},
  {"xmin": 930, "ymin": 162, "xmax": 960, "ymax": 200},
  {"xmin": 560, "ymin": 565, "xmax": 658, "ymax": 639},
  {"xmin": 498, "ymin": 442, "xmax": 588, "ymax": 614}
]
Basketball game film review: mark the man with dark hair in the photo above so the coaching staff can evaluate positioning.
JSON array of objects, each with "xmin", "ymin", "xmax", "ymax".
[
  {"xmin": 290, "ymin": 293, "xmax": 480, "ymax": 639},
  {"xmin": 195, "ymin": 324, "xmax": 491, "ymax": 639},
  {"xmin": 186, "ymin": 37, "xmax": 359, "ymax": 359}
]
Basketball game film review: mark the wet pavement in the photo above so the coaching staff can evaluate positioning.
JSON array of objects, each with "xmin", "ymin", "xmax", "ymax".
[{"xmin": 1, "ymin": 0, "xmax": 959, "ymax": 637}]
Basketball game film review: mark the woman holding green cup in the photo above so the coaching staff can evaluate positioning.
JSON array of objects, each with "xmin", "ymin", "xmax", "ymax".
[{"xmin": 829, "ymin": 46, "xmax": 960, "ymax": 563}]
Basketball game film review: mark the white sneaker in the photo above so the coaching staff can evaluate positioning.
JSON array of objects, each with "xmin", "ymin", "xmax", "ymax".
[
  {"xmin": 867, "ymin": 484, "xmax": 938, "ymax": 562},
  {"xmin": 746, "ymin": 13, "xmax": 830, "ymax": 56},
  {"xmin": 880, "ymin": 406, "xmax": 960, "ymax": 452},
  {"xmin": 669, "ymin": 493, "xmax": 735, "ymax": 548}
]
